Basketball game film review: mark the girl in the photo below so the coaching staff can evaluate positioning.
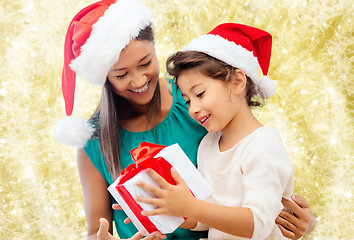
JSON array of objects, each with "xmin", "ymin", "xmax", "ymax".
[
  {"xmin": 54, "ymin": 0, "xmax": 315, "ymax": 238},
  {"xmin": 135, "ymin": 23, "xmax": 304, "ymax": 239}
]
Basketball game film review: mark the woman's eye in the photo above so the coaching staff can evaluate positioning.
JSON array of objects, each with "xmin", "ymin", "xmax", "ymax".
[
  {"xmin": 115, "ymin": 72, "xmax": 127, "ymax": 79},
  {"xmin": 184, "ymin": 99, "xmax": 190, "ymax": 105},
  {"xmin": 141, "ymin": 59, "xmax": 152, "ymax": 67},
  {"xmin": 197, "ymin": 91, "xmax": 205, "ymax": 98}
]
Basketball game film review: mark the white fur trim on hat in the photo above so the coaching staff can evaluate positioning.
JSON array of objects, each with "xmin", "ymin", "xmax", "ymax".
[
  {"xmin": 182, "ymin": 34, "xmax": 276, "ymax": 98},
  {"xmin": 54, "ymin": 116, "xmax": 95, "ymax": 148},
  {"xmin": 258, "ymin": 76, "xmax": 276, "ymax": 98},
  {"xmin": 183, "ymin": 34, "xmax": 260, "ymax": 83},
  {"xmin": 70, "ymin": 0, "xmax": 153, "ymax": 86}
]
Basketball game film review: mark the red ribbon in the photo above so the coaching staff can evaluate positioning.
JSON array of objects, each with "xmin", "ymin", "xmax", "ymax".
[{"xmin": 116, "ymin": 142, "xmax": 177, "ymax": 233}]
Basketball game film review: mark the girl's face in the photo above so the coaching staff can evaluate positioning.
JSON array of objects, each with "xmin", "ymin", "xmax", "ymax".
[
  {"xmin": 178, "ymin": 69, "xmax": 241, "ymax": 133},
  {"xmin": 107, "ymin": 40, "xmax": 159, "ymax": 108}
]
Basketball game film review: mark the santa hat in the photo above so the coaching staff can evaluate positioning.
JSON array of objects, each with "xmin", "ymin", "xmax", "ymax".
[
  {"xmin": 54, "ymin": 0, "xmax": 153, "ymax": 148},
  {"xmin": 182, "ymin": 23, "xmax": 276, "ymax": 98}
]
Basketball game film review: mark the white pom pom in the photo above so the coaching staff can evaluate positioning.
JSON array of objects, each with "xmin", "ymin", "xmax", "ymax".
[
  {"xmin": 54, "ymin": 116, "xmax": 95, "ymax": 148},
  {"xmin": 258, "ymin": 76, "xmax": 277, "ymax": 98}
]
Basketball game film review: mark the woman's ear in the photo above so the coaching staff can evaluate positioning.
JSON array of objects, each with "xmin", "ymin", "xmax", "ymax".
[{"xmin": 231, "ymin": 69, "xmax": 247, "ymax": 95}]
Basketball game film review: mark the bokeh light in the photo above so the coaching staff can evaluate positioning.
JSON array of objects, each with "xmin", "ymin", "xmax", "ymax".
[{"xmin": 0, "ymin": 0, "xmax": 353, "ymax": 239}]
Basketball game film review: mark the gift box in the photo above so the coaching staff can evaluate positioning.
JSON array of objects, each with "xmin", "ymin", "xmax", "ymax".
[{"xmin": 108, "ymin": 142, "xmax": 213, "ymax": 234}]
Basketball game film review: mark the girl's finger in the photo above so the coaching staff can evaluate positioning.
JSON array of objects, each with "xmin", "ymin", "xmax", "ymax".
[
  {"xmin": 141, "ymin": 208, "xmax": 166, "ymax": 217},
  {"xmin": 145, "ymin": 169, "xmax": 171, "ymax": 189},
  {"xmin": 136, "ymin": 180, "xmax": 163, "ymax": 197},
  {"xmin": 135, "ymin": 196, "xmax": 162, "ymax": 208},
  {"xmin": 170, "ymin": 167, "xmax": 186, "ymax": 186}
]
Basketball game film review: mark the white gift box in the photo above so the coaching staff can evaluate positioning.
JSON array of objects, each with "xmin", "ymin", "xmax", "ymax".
[{"xmin": 108, "ymin": 143, "xmax": 213, "ymax": 234}]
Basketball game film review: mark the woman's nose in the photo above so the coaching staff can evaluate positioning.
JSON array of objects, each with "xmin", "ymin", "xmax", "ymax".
[{"xmin": 131, "ymin": 71, "xmax": 147, "ymax": 88}]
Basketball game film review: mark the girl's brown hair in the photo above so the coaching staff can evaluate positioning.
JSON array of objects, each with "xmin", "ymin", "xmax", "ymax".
[
  {"xmin": 90, "ymin": 25, "xmax": 159, "ymax": 180},
  {"xmin": 166, "ymin": 51, "xmax": 264, "ymax": 107}
]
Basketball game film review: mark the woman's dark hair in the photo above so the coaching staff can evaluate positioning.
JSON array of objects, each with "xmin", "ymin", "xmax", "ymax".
[
  {"xmin": 90, "ymin": 25, "xmax": 159, "ymax": 179},
  {"xmin": 166, "ymin": 51, "xmax": 264, "ymax": 107}
]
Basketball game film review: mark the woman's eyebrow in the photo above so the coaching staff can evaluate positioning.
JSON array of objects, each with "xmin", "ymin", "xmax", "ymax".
[{"xmin": 111, "ymin": 53, "xmax": 152, "ymax": 72}]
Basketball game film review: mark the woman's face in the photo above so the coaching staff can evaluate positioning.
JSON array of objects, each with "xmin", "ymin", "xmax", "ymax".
[{"xmin": 107, "ymin": 40, "xmax": 159, "ymax": 108}]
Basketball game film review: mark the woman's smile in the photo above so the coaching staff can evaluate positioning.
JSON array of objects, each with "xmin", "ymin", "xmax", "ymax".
[{"xmin": 130, "ymin": 80, "xmax": 151, "ymax": 94}]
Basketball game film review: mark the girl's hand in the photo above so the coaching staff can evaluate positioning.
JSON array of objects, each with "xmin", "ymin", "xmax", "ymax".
[
  {"xmin": 135, "ymin": 168, "xmax": 194, "ymax": 217},
  {"xmin": 276, "ymin": 195, "xmax": 316, "ymax": 239},
  {"xmin": 97, "ymin": 218, "xmax": 165, "ymax": 240}
]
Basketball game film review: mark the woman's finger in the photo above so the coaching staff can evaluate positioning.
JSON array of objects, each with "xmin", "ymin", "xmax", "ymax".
[
  {"xmin": 291, "ymin": 195, "xmax": 310, "ymax": 208},
  {"xmin": 275, "ymin": 213, "xmax": 297, "ymax": 233},
  {"xmin": 128, "ymin": 230, "xmax": 146, "ymax": 240},
  {"xmin": 278, "ymin": 209, "xmax": 299, "ymax": 227},
  {"xmin": 276, "ymin": 223, "xmax": 296, "ymax": 239},
  {"xmin": 124, "ymin": 217, "xmax": 132, "ymax": 224},
  {"xmin": 281, "ymin": 197, "xmax": 303, "ymax": 218},
  {"xmin": 143, "ymin": 231, "xmax": 166, "ymax": 240},
  {"xmin": 112, "ymin": 203, "xmax": 122, "ymax": 210},
  {"xmin": 97, "ymin": 218, "xmax": 114, "ymax": 240}
]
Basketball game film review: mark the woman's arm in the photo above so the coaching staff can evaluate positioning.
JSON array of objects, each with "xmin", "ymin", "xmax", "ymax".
[
  {"xmin": 136, "ymin": 168, "xmax": 254, "ymax": 238},
  {"xmin": 77, "ymin": 149, "xmax": 166, "ymax": 240},
  {"xmin": 276, "ymin": 195, "xmax": 316, "ymax": 239},
  {"xmin": 77, "ymin": 148, "xmax": 113, "ymax": 239}
]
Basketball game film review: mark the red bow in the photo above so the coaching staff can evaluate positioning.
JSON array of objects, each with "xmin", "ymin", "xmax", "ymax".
[{"xmin": 119, "ymin": 142, "xmax": 176, "ymax": 186}]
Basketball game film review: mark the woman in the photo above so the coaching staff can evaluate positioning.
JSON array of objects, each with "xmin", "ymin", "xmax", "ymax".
[{"xmin": 54, "ymin": 0, "xmax": 315, "ymax": 239}]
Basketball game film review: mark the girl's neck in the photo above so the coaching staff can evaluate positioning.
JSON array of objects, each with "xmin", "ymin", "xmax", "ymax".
[{"xmin": 219, "ymin": 106, "xmax": 262, "ymax": 152}]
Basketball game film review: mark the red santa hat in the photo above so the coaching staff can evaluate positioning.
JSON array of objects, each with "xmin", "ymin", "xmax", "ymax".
[
  {"xmin": 182, "ymin": 23, "xmax": 276, "ymax": 98},
  {"xmin": 54, "ymin": 0, "xmax": 153, "ymax": 148}
]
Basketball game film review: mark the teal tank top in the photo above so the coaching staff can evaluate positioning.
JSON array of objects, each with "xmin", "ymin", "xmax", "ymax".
[{"xmin": 84, "ymin": 80, "xmax": 208, "ymax": 239}]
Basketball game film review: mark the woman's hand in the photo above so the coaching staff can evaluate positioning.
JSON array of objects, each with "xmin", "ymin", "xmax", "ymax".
[
  {"xmin": 97, "ymin": 218, "xmax": 165, "ymax": 240},
  {"xmin": 135, "ymin": 168, "xmax": 194, "ymax": 217},
  {"xmin": 276, "ymin": 195, "xmax": 316, "ymax": 239}
]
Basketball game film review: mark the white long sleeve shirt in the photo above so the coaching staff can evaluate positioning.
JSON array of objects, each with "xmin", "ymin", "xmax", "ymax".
[{"xmin": 194, "ymin": 127, "xmax": 294, "ymax": 240}]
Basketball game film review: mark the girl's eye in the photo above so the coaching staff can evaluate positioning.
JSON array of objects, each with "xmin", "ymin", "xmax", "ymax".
[
  {"xmin": 185, "ymin": 99, "xmax": 190, "ymax": 105},
  {"xmin": 141, "ymin": 59, "xmax": 152, "ymax": 67},
  {"xmin": 197, "ymin": 91, "xmax": 205, "ymax": 98},
  {"xmin": 115, "ymin": 72, "xmax": 127, "ymax": 79}
]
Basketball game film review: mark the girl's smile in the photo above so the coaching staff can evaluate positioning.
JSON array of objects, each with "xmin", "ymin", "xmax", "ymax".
[{"xmin": 197, "ymin": 114, "xmax": 210, "ymax": 127}]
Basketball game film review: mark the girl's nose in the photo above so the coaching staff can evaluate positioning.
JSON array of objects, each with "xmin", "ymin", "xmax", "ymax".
[{"xmin": 189, "ymin": 102, "xmax": 200, "ymax": 117}]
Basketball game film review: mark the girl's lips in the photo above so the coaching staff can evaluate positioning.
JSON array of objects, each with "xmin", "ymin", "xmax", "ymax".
[
  {"xmin": 130, "ymin": 80, "xmax": 150, "ymax": 94},
  {"xmin": 198, "ymin": 114, "xmax": 210, "ymax": 127}
]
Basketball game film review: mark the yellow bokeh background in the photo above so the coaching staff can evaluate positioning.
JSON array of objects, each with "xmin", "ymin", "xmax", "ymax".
[{"xmin": 0, "ymin": 0, "xmax": 353, "ymax": 239}]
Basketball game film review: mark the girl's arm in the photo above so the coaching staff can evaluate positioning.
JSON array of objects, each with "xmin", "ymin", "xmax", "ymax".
[{"xmin": 136, "ymin": 168, "xmax": 254, "ymax": 238}]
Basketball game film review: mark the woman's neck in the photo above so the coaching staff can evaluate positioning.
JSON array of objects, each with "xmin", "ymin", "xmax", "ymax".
[{"xmin": 120, "ymin": 79, "xmax": 173, "ymax": 132}]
